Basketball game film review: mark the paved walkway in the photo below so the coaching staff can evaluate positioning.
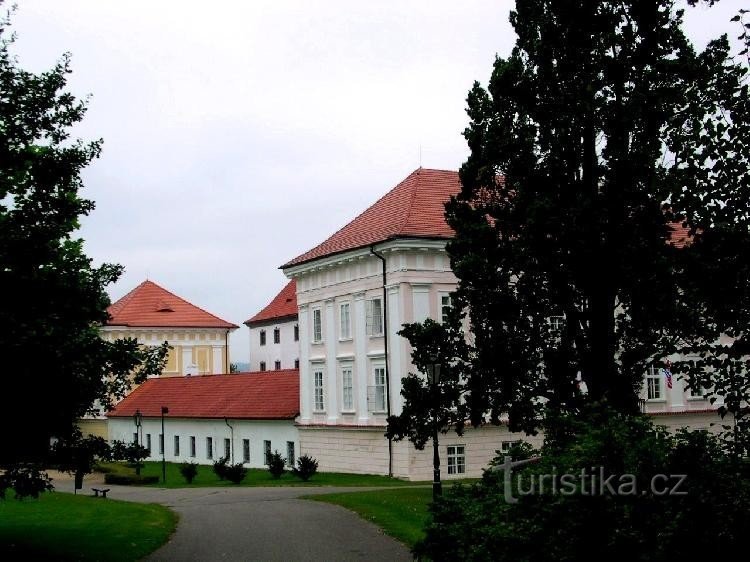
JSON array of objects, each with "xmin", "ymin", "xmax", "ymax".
[{"xmin": 51, "ymin": 473, "xmax": 411, "ymax": 562}]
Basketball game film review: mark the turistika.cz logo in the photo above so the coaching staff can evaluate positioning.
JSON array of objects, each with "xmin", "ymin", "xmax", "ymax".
[{"xmin": 499, "ymin": 457, "xmax": 688, "ymax": 504}]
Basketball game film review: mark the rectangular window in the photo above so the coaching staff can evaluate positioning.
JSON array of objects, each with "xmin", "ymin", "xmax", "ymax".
[
  {"xmin": 314, "ymin": 369, "xmax": 325, "ymax": 411},
  {"xmin": 159, "ymin": 433, "xmax": 164, "ymax": 455},
  {"xmin": 341, "ymin": 366, "xmax": 354, "ymax": 411},
  {"xmin": 195, "ymin": 347, "xmax": 211, "ymax": 374},
  {"xmin": 447, "ymin": 445, "xmax": 466, "ymax": 475},
  {"xmin": 287, "ymin": 441, "xmax": 295, "ymax": 466},
  {"xmin": 313, "ymin": 309, "xmax": 323, "ymax": 343},
  {"xmin": 133, "ymin": 432, "xmax": 138, "ymax": 444},
  {"xmin": 275, "ymin": 360, "xmax": 281, "ymax": 370},
  {"xmin": 260, "ymin": 330, "xmax": 266, "ymax": 346},
  {"xmin": 366, "ymin": 298, "xmax": 383, "ymax": 336},
  {"xmin": 206, "ymin": 437, "xmax": 213, "ymax": 460},
  {"xmin": 548, "ymin": 315, "xmax": 565, "ymax": 331},
  {"xmin": 373, "ymin": 366, "xmax": 386, "ymax": 412},
  {"xmin": 646, "ymin": 366, "xmax": 663, "ymax": 400},
  {"xmin": 294, "ymin": 358, "xmax": 300, "ymax": 369},
  {"xmin": 273, "ymin": 327, "xmax": 280, "ymax": 344},
  {"xmin": 165, "ymin": 346, "xmax": 179, "ymax": 373},
  {"xmin": 440, "ymin": 294, "xmax": 452, "ymax": 324},
  {"xmin": 224, "ymin": 438, "xmax": 231, "ymax": 460},
  {"xmin": 190, "ymin": 436, "xmax": 196, "ymax": 457},
  {"xmin": 260, "ymin": 361, "xmax": 266, "ymax": 372},
  {"xmin": 339, "ymin": 302, "xmax": 351, "ymax": 339},
  {"xmin": 174, "ymin": 435, "xmax": 180, "ymax": 456},
  {"xmin": 264, "ymin": 440, "xmax": 272, "ymax": 465},
  {"xmin": 146, "ymin": 434, "xmax": 152, "ymax": 454},
  {"xmin": 294, "ymin": 324, "xmax": 299, "ymax": 341},
  {"xmin": 500, "ymin": 440, "xmax": 521, "ymax": 454},
  {"xmin": 242, "ymin": 439, "xmax": 250, "ymax": 463}
]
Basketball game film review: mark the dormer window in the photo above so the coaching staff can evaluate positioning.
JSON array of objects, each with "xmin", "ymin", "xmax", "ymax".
[{"xmin": 155, "ymin": 300, "xmax": 174, "ymax": 312}]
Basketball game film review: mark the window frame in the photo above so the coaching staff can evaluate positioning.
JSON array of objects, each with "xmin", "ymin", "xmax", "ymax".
[
  {"xmin": 273, "ymin": 327, "xmax": 280, "ymax": 344},
  {"xmin": 446, "ymin": 445, "xmax": 466, "ymax": 475},
  {"xmin": 370, "ymin": 364, "xmax": 387, "ymax": 412},
  {"xmin": 645, "ymin": 365, "xmax": 665, "ymax": 401},
  {"xmin": 242, "ymin": 438, "xmax": 250, "ymax": 463},
  {"xmin": 294, "ymin": 324, "xmax": 299, "ymax": 342},
  {"xmin": 259, "ymin": 329, "xmax": 266, "ymax": 346},
  {"xmin": 313, "ymin": 368, "xmax": 325, "ymax": 412},
  {"xmin": 312, "ymin": 308, "xmax": 323, "ymax": 343},
  {"xmin": 190, "ymin": 436, "xmax": 196, "ymax": 458},
  {"xmin": 339, "ymin": 302, "xmax": 352, "ymax": 340},
  {"xmin": 206, "ymin": 436, "xmax": 213, "ymax": 460},
  {"xmin": 264, "ymin": 440, "xmax": 272, "ymax": 465},
  {"xmin": 274, "ymin": 360, "xmax": 281, "ymax": 370},
  {"xmin": 341, "ymin": 364, "xmax": 354, "ymax": 412},
  {"xmin": 259, "ymin": 361, "xmax": 266, "ymax": 372},
  {"xmin": 286, "ymin": 441, "xmax": 295, "ymax": 466},
  {"xmin": 174, "ymin": 435, "xmax": 180, "ymax": 457},
  {"xmin": 366, "ymin": 297, "xmax": 383, "ymax": 336},
  {"xmin": 439, "ymin": 293, "xmax": 452, "ymax": 324}
]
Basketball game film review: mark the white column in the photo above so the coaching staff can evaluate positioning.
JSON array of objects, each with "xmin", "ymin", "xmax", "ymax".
[
  {"xmin": 325, "ymin": 298, "xmax": 338, "ymax": 423},
  {"xmin": 387, "ymin": 284, "xmax": 403, "ymax": 416},
  {"xmin": 212, "ymin": 345, "xmax": 223, "ymax": 374},
  {"xmin": 298, "ymin": 304, "xmax": 311, "ymax": 422},
  {"xmin": 354, "ymin": 291, "xmax": 369, "ymax": 424},
  {"xmin": 412, "ymin": 284, "xmax": 431, "ymax": 323}
]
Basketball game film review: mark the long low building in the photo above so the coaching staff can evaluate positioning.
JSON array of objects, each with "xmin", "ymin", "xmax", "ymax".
[{"xmin": 107, "ymin": 370, "xmax": 300, "ymax": 469}]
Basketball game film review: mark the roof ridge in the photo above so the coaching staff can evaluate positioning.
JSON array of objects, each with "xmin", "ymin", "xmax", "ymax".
[
  {"xmin": 399, "ymin": 168, "xmax": 422, "ymax": 237},
  {"xmin": 145, "ymin": 280, "xmax": 237, "ymax": 328}
]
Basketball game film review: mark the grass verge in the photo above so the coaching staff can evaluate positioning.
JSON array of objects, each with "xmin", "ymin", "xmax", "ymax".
[
  {"xmin": 308, "ymin": 487, "xmax": 433, "ymax": 548},
  {"xmin": 98, "ymin": 461, "xmax": 419, "ymax": 488},
  {"xmin": 0, "ymin": 491, "xmax": 177, "ymax": 561}
]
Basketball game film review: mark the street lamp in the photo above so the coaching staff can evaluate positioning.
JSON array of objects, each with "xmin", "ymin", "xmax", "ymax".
[
  {"xmin": 426, "ymin": 358, "xmax": 442, "ymax": 499},
  {"xmin": 133, "ymin": 409, "xmax": 143, "ymax": 447},
  {"xmin": 161, "ymin": 406, "xmax": 169, "ymax": 484}
]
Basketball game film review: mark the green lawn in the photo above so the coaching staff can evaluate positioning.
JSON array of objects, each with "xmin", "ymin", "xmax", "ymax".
[
  {"xmin": 0, "ymin": 491, "xmax": 177, "ymax": 561},
  {"xmin": 308, "ymin": 487, "xmax": 433, "ymax": 548},
  {"xmin": 98, "ymin": 461, "xmax": 421, "ymax": 488}
]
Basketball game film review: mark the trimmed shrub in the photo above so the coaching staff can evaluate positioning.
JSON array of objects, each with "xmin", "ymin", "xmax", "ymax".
[
  {"xmin": 104, "ymin": 473, "xmax": 159, "ymax": 485},
  {"xmin": 292, "ymin": 454, "xmax": 319, "ymax": 481},
  {"xmin": 212, "ymin": 456, "xmax": 229, "ymax": 480},
  {"xmin": 179, "ymin": 462, "xmax": 199, "ymax": 484},
  {"xmin": 224, "ymin": 462, "xmax": 248, "ymax": 484},
  {"xmin": 267, "ymin": 451, "xmax": 286, "ymax": 479}
]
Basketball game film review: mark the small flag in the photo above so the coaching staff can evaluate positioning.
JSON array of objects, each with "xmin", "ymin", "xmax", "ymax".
[{"xmin": 662, "ymin": 360, "xmax": 673, "ymax": 390}]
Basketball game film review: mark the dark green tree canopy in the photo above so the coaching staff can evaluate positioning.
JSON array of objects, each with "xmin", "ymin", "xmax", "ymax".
[
  {"xmin": 0, "ymin": 12, "xmax": 166, "ymax": 466},
  {"xmin": 390, "ymin": 1, "xmax": 750, "ymax": 450}
]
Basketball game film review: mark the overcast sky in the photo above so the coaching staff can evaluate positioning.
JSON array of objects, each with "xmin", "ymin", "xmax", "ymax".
[{"xmin": 10, "ymin": 0, "xmax": 746, "ymax": 362}]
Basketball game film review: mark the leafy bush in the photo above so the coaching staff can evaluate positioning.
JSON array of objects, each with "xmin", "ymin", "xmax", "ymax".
[
  {"xmin": 0, "ymin": 465, "xmax": 53, "ymax": 500},
  {"xmin": 267, "ymin": 451, "xmax": 286, "ymax": 479},
  {"xmin": 224, "ymin": 462, "xmax": 248, "ymax": 484},
  {"xmin": 213, "ymin": 456, "xmax": 229, "ymax": 480},
  {"xmin": 292, "ymin": 454, "xmax": 319, "ymax": 481},
  {"xmin": 103, "ymin": 473, "xmax": 159, "ymax": 485},
  {"xmin": 110, "ymin": 440, "xmax": 148, "ymax": 475},
  {"xmin": 415, "ymin": 408, "xmax": 750, "ymax": 561},
  {"xmin": 179, "ymin": 462, "xmax": 199, "ymax": 484}
]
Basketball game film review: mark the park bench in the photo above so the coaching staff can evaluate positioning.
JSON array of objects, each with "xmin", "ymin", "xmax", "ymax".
[{"xmin": 92, "ymin": 487, "xmax": 110, "ymax": 498}]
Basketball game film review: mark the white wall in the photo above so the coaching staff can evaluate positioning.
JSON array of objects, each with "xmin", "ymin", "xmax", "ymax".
[
  {"xmin": 108, "ymin": 417, "xmax": 299, "ymax": 469},
  {"xmin": 248, "ymin": 318, "xmax": 299, "ymax": 372}
]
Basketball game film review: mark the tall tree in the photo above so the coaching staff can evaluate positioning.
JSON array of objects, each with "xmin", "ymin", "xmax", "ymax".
[
  {"xmin": 0, "ymin": 11, "xmax": 166, "ymax": 468},
  {"xmin": 395, "ymin": 0, "xmax": 750, "ymax": 447}
]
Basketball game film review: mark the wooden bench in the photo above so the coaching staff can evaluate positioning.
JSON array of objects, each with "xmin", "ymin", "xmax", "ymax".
[{"xmin": 92, "ymin": 488, "xmax": 111, "ymax": 498}]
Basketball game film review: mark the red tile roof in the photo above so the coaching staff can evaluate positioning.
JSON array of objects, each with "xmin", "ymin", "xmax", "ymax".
[
  {"xmin": 107, "ymin": 280, "xmax": 238, "ymax": 329},
  {"xmin": 107, "ymin": 370, "xmax": 300, "ymax": 420},
  {"xmin": 282, "ymin": 168, "xmax": 460, "ymax": 267},
  {"xmin": 245, "ymin": 280, "xmax": 297, "ymax": 326},
  {"xmin": 282, "ymin": 168, "xmax": 693, "ymax": 268}
]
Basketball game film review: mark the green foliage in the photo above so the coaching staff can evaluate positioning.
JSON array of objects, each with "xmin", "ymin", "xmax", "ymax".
[
  {"xmin": 397, "ymin": 0, "xmax": 750, "ymax": 448},
  {"xmin": 178, "ymin": 462, "xmax": 198, "ymax": 484},
  {"xmin": 50, "ymin": 428, "xmax": 111, "ymax": 480},
  {"xmin": 0, "ymin": 466, "xmax": 53, "ymax": 500},
  {"xmin": 212, "ymin": 456, "xmax": 229, "ymax": 480},
  {"xmin": 223, "ymin": 462, "xmax": 248, "ymax": 484},
  {"xmin": 267, "ymin": 451, "xmax": 286, "ymax": 479},
  {"xmin": 416, "ymin": 409, "xmax": 750, "ymax": 561},
  {"xmin": 292, "ymin": 454, "xmax": 319, "ymax": 481},
  {"xmin": 0, "ymin": 11, "xmax": 168, "ymax": 467},
  {"xmin": 109, "ymin": 441, "xmax": 148, "ymax": 475},
  {"xmin": 103, "ymin": 473, "xmax": 159, "ymax": 485}
]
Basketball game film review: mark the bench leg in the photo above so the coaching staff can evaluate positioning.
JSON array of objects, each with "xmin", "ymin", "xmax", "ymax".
[{"xmin": 101, "ymin": 491, "xmax": 108, "ymax": 499}]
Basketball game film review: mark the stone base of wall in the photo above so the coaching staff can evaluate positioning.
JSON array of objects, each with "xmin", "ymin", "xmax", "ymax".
[{"xmin": 298, "ymin": 424, "xmax": 542, "ymax": 480}]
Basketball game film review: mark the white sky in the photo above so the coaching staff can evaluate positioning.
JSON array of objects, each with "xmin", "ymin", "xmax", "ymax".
[{"xmin": 10, "ymin": 0, "xmax": 746, "ymax": 362}]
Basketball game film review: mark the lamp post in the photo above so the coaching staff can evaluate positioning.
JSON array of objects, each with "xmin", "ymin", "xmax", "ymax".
[
  {"xmin": 426, "ymin": 359, "xmax": 442, "ymax": 499},
  {"xmin": 161, "ymin": 406, "xmax": 169, "ymax": 484},
  {"xmin": 133, "ymin": 409, "xmax": 143, "ymax": 447}
]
